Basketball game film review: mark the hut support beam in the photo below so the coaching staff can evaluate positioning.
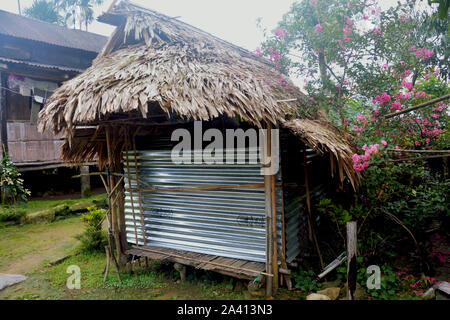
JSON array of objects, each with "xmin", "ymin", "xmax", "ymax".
[
  {"xmin": 264, "ymin": 123, "xmax": 279, "ymax": 297},
  {"xmin": 105, "ymin": 126, "xmax": 124, "ymax": 262}
]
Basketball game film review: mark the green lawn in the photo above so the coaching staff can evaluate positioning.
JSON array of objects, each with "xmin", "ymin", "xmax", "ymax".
[{"xmin": 6, "ymin": 193, "xmax": 107, "ymax": 214}]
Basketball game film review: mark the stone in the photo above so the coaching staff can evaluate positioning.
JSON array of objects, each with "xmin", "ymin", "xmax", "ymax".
[
  {"xmin": 306, "ymin": 293, "xmax": 331, "ymax": 300},
  {"xmin": 317, "ymin": 287, "xmax": 341, "ymax": 300},
  {"xmin": 0, "ymin": 274, "xmax": 27, "ymax": 291}
]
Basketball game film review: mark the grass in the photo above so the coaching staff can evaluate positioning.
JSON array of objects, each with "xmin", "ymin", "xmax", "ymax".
[
  {"xmin": 0, "ymin": 193, "xmax": 107, "ymax": 226},
  {"xmin": 0, "ymin": 216, "xmax": 84, "ymax": 272},
  {"xmin": 18, "ymin": 193, "xmax": 107, "ymax": 214},
  {"xmin": 0, "ymin": 250, "xmax": 253, "ymax": 300},
  {"xmin": 0, "ymin": 192, "xmax": 307, "ymax": 300}
]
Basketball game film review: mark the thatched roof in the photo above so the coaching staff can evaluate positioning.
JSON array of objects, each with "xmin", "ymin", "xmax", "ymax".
[
  {"xmin": 284, "ymin": 119, "xmax": 361, "ymax": 189},
  {"xmin": 37, "ymin": 0, "xmax": 360, "ymax": 187},
  {"xmin": 38, "ymin": 0, "xmax": 307, "ymax": 135}
]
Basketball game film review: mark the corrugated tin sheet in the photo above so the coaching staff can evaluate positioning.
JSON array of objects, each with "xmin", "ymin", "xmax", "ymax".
[
  {"xmin": 0, "ymin": 56, "xmax": 84, "ymax": 73},
  {"xmin": 0, "ymin": 10, "xmax": 107, "ymax": 53},
  {"xmin": 123, "ymin": 146, "xmax": 290, "ymax": 263}
]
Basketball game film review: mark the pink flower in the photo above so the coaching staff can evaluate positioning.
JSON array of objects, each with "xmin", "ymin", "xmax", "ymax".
[
  {"xmin": 381, "ymin": 140, "xmax": 387, "ymax": 146},
  {"xmin": 391, "ymin": 102, "xmax": 402, "ymax": 110},
  {"xmin": 415, "ymin": 141, "xmax": 421, "ymax": 146},
  {"xmin": 315, "ymin": 24, "xmax": 323, "ymax": 33},
  {"xmin": 343, "ymin": 25, "xmax": 353, "ymax": 35},
  {"xmin": 363, "ymin": 13, "xmax": 369, "ymax": 20},
  {"xmin": 373, "ymin": 28, "xmax": 382, "ymax": 35},
  {"xmin": 309, "ymin": 0, "xmax": 318, "ymax": 6},
  {"xmin": 401, "ymin": 79, "xmax": 413, "ymax": 91},
  {"xmin": 274, "ymin": 28, "xmax": 289, "ymax": 39}
]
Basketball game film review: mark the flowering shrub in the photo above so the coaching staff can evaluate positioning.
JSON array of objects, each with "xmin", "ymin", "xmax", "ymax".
[{"xmin": 0, "ymin": 153, "xmax": 30, "ymax": 204}]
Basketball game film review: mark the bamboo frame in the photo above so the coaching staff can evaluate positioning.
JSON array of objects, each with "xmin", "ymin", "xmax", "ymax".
[
  {"xmin": 125, "ymin": 128, "xmax": 139, "ymax": 246},
  {"xmin": 134, "ymin": 246, "xmax": 274, "ymax": 277}
]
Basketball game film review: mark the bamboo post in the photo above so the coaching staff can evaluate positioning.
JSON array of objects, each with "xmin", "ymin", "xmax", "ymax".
[
  {"xmin": 270, "ymin": 126, "xmax": 279, "ymax": 294},
  {"xmin": 271, "ymin": 173, "xmax": 279, "ymax": 293},
  {"xmin": 347, "ymin": 221, "xmax": 357, "ymax": 300},
  {"xmin": 125, "ymin": 129, "xmax": 139, "ymax": 246},
  {"xmin": 303, "ymin": 148, "xmax": 324, "ymax": 269},
  {"xmin": 105, "ymin": 126, "xmax": 122, "ymax": 258},
  {"xmin": 264, "ymin": 124, "xmax": 274, "ymax": 297},
  {"xmin": 115, "ymin": 127, "xmax": 128, "ymax": 255}
]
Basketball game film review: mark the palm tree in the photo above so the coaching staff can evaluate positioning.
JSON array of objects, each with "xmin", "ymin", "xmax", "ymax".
[
  {"xmin": 56, "ymin": 0, "xmax": 104, "ymax": 31},
  {"xmin": 23, "ymin": 0, "xmax": 61, "ymax": 25}
]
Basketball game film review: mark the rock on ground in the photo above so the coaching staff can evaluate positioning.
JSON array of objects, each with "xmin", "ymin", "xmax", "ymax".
[
  {"xmin": 306, "ymin": 293, "xmax": 331, "ymax": 300},
  {"xmin": 0, "ymin": 274, "xmax": 27, "ymax": 290},
  {"xmin": 317, "ymin": 287, "xmax": 341, "ymax": 300}
]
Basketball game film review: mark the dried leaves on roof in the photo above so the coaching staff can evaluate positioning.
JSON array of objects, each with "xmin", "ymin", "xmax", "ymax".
[
  {"xmin": 37, "ymin": 0, "xmax": 359, "ymax": 187},
  {"xmin": 38, "ymin": 2, "xmax": 305, "ymax": 135},
  {"xmin": 284, "ymin": 119, "xmax": 361, "ymax": 189}
]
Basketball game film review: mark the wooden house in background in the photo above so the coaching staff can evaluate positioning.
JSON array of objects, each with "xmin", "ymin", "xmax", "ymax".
[{"xmin": 0, "ymin": 10, "xmax": 107, "ymax": 172}]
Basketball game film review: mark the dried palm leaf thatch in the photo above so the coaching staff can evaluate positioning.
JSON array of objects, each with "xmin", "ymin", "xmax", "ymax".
[
  {"xmin": 38, "ymin": 1, "xmax": 359, "ymax": 187},
  {"xmin": 38, "ymin": 1, "xmax": 306, "ymax": 136},
  {"xmin": 284, "ymin": 119, "xmax": 361, "ymax": 189}
]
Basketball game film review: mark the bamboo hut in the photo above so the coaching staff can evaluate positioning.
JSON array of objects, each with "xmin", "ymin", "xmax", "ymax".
[{"xmin": 38, "ymin": 1, "xmax": 360, "ymax": 296}]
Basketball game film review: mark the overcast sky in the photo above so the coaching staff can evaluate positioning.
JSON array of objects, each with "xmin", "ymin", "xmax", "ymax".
[{"xmin": 0, "ymin": 0, "xmax": 402, "ymax": 52}]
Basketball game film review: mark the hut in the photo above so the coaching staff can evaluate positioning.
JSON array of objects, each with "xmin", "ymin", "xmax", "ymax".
[{"xmin": 38, "ymin": 1, "xmax": 359, "ymax": 296}]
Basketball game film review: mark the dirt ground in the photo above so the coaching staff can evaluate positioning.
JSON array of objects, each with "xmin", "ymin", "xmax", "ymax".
[{"xmin": 0, "ymin": 217, "xmax": 83, "ymax": 274}]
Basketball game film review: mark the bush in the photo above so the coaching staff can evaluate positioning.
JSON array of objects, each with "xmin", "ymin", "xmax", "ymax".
[
  {"xmin": 75, "ymin": 205, "xmax": 107, "ymax": 253},
  {"xmin": 292, "ymin": 268, "xmax": 322, "ymax": 293},
  {"xmin": 0, "ymin": 153, "xmax": 30, "ymax": 204},
  {"xmin": 0, "ymin": 206, "xmax": 27, "ymax": 223}
]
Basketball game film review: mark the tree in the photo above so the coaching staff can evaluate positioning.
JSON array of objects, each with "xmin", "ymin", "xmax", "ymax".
[
  {"xmin": 24, "ymin": 0, "xmax": 61, "ymax": 25},
  {"xmin": 56, "ymin": 0, "xmax": 104, "ymax": 31},
  {"xmin": 23, "ymin": 0, "xmax": 104, "ymax": 31},
  {"xmin": 257, "ymin": 0, "xmax": 448, "ymax": 124}
]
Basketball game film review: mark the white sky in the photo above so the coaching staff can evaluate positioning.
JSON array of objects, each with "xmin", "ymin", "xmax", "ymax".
[
  {"xmin": 0, "ymin": 0, "xmax": 409, "ymax": 87},
  {"xmin": 1, "ymin": 0, "xmax": 402, "ymax": 51}
]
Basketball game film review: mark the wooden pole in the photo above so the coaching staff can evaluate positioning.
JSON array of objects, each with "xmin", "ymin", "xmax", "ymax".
[
  {"xmin": 125, "ymin": 129, "xmax": 139, "ymax": 247},
  {"xmin": 114, "ymin": 128, "xmax": 128, "ymax": 256},
  {"xmin": 264, "ymin": 123, "xmax": 273, "ymax": 297},
  {"xmin": 271, "ymin": 171, "xmax": 279, "ymax": 293},
  {"xmin": 347, "ymin": 221, "xmax": 357, "ymax": 300},
  {"xmin": 105, "ymin": 126, "xmax": 122, "ymax": 258}
]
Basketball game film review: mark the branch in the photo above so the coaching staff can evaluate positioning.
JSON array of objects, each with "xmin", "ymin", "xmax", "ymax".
[
  {"xmin": 387, "ymin": 149, "xmax": 450, "ymax": 154},
  {"xmin": 384, "ymin": 93, "xmax": 450, "ymax": 119}
]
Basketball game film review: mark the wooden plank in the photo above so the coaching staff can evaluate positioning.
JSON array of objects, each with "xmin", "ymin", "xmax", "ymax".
[{"xmin": 347, "ymin": 221, "xmax": 357, "ymax": 300}]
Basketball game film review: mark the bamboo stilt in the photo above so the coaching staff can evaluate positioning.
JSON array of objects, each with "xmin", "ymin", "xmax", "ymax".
[
  {"xmin": 125, "ymin": 128, "xmax": 139, "ymax": 246},
  {"xmin": 264, "ymin": 123, "xmax": 274, "ymax": 297}
]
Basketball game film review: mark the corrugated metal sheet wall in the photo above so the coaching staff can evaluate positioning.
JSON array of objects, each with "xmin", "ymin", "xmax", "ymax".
[{"xmin": 123, "ymin": 145, "xmax": 292, "ymax": 263}]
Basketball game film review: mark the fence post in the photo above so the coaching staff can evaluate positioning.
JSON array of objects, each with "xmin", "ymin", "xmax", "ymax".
[{"xmin": 347, "ymin": 221, "xmax": 357, "ymax": 300}]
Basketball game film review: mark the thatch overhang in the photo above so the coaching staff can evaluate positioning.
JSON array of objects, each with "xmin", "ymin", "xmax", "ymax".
[{"xmin": 37, "ymin": 0, "xmax": 360, "ymax": 187}]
